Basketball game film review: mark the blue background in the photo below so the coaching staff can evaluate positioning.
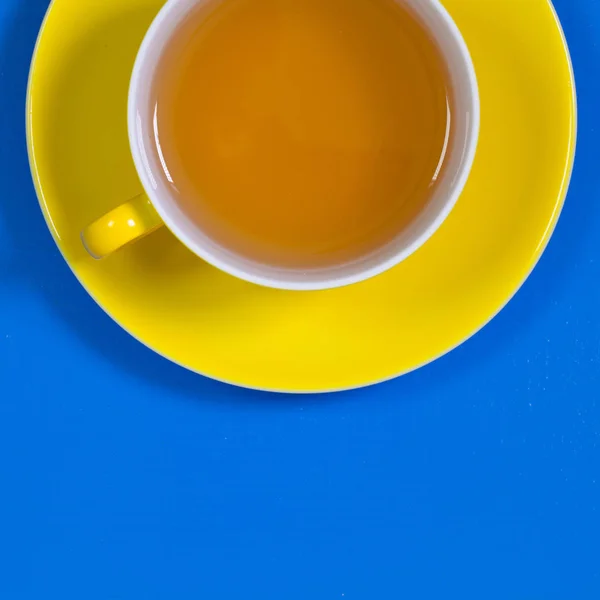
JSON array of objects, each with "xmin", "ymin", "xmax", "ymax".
[{"xmin": 1, "ymin": 0, "xmax": 598, "ymax": 597}]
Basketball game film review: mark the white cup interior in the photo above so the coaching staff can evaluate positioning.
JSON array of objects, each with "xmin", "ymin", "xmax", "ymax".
[{"xmin": 129, "ymin": 0, "xmax": 479, "ymax": 290}]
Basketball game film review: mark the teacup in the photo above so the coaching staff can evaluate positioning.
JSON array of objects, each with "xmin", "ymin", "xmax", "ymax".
[{"xmin": 82, "ymin": 0, "xmax": 479, "ymax": 291}]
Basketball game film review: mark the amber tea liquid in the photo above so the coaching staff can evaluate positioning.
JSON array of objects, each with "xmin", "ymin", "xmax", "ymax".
[{"xmin": 152, "ymin": 0, "xmax": 453, "ymax": 268}]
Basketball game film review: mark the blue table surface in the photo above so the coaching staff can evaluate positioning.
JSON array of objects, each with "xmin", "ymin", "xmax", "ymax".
[{"xmin": 1, "ymin": 1, "xmax": 598, "ymax": 598}]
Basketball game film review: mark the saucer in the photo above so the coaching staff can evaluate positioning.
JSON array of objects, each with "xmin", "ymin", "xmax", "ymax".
[{"xmin": 27, "ymin": 0, "xmax": 576, "ymax": 393}]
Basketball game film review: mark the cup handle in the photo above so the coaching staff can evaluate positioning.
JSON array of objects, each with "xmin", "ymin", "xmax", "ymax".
[{"xmin": 81, "ymin": 193, "xmax": 163, "ymax": 259}]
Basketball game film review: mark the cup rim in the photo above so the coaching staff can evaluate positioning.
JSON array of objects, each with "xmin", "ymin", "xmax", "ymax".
[{"xmin": 128, "ymin": 0, "xmax": 480, "ymax": 291}]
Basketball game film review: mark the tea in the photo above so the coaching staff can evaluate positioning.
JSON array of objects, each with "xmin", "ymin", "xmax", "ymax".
[{"xmin": 152, "ymin": 0, "xmax": 453, "ymax": 268}]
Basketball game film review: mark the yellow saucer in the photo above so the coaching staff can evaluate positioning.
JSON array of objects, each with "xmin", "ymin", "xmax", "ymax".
[{"xmin": 27, "ymin": 0, "xmax": 576, "ymax": 393}]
